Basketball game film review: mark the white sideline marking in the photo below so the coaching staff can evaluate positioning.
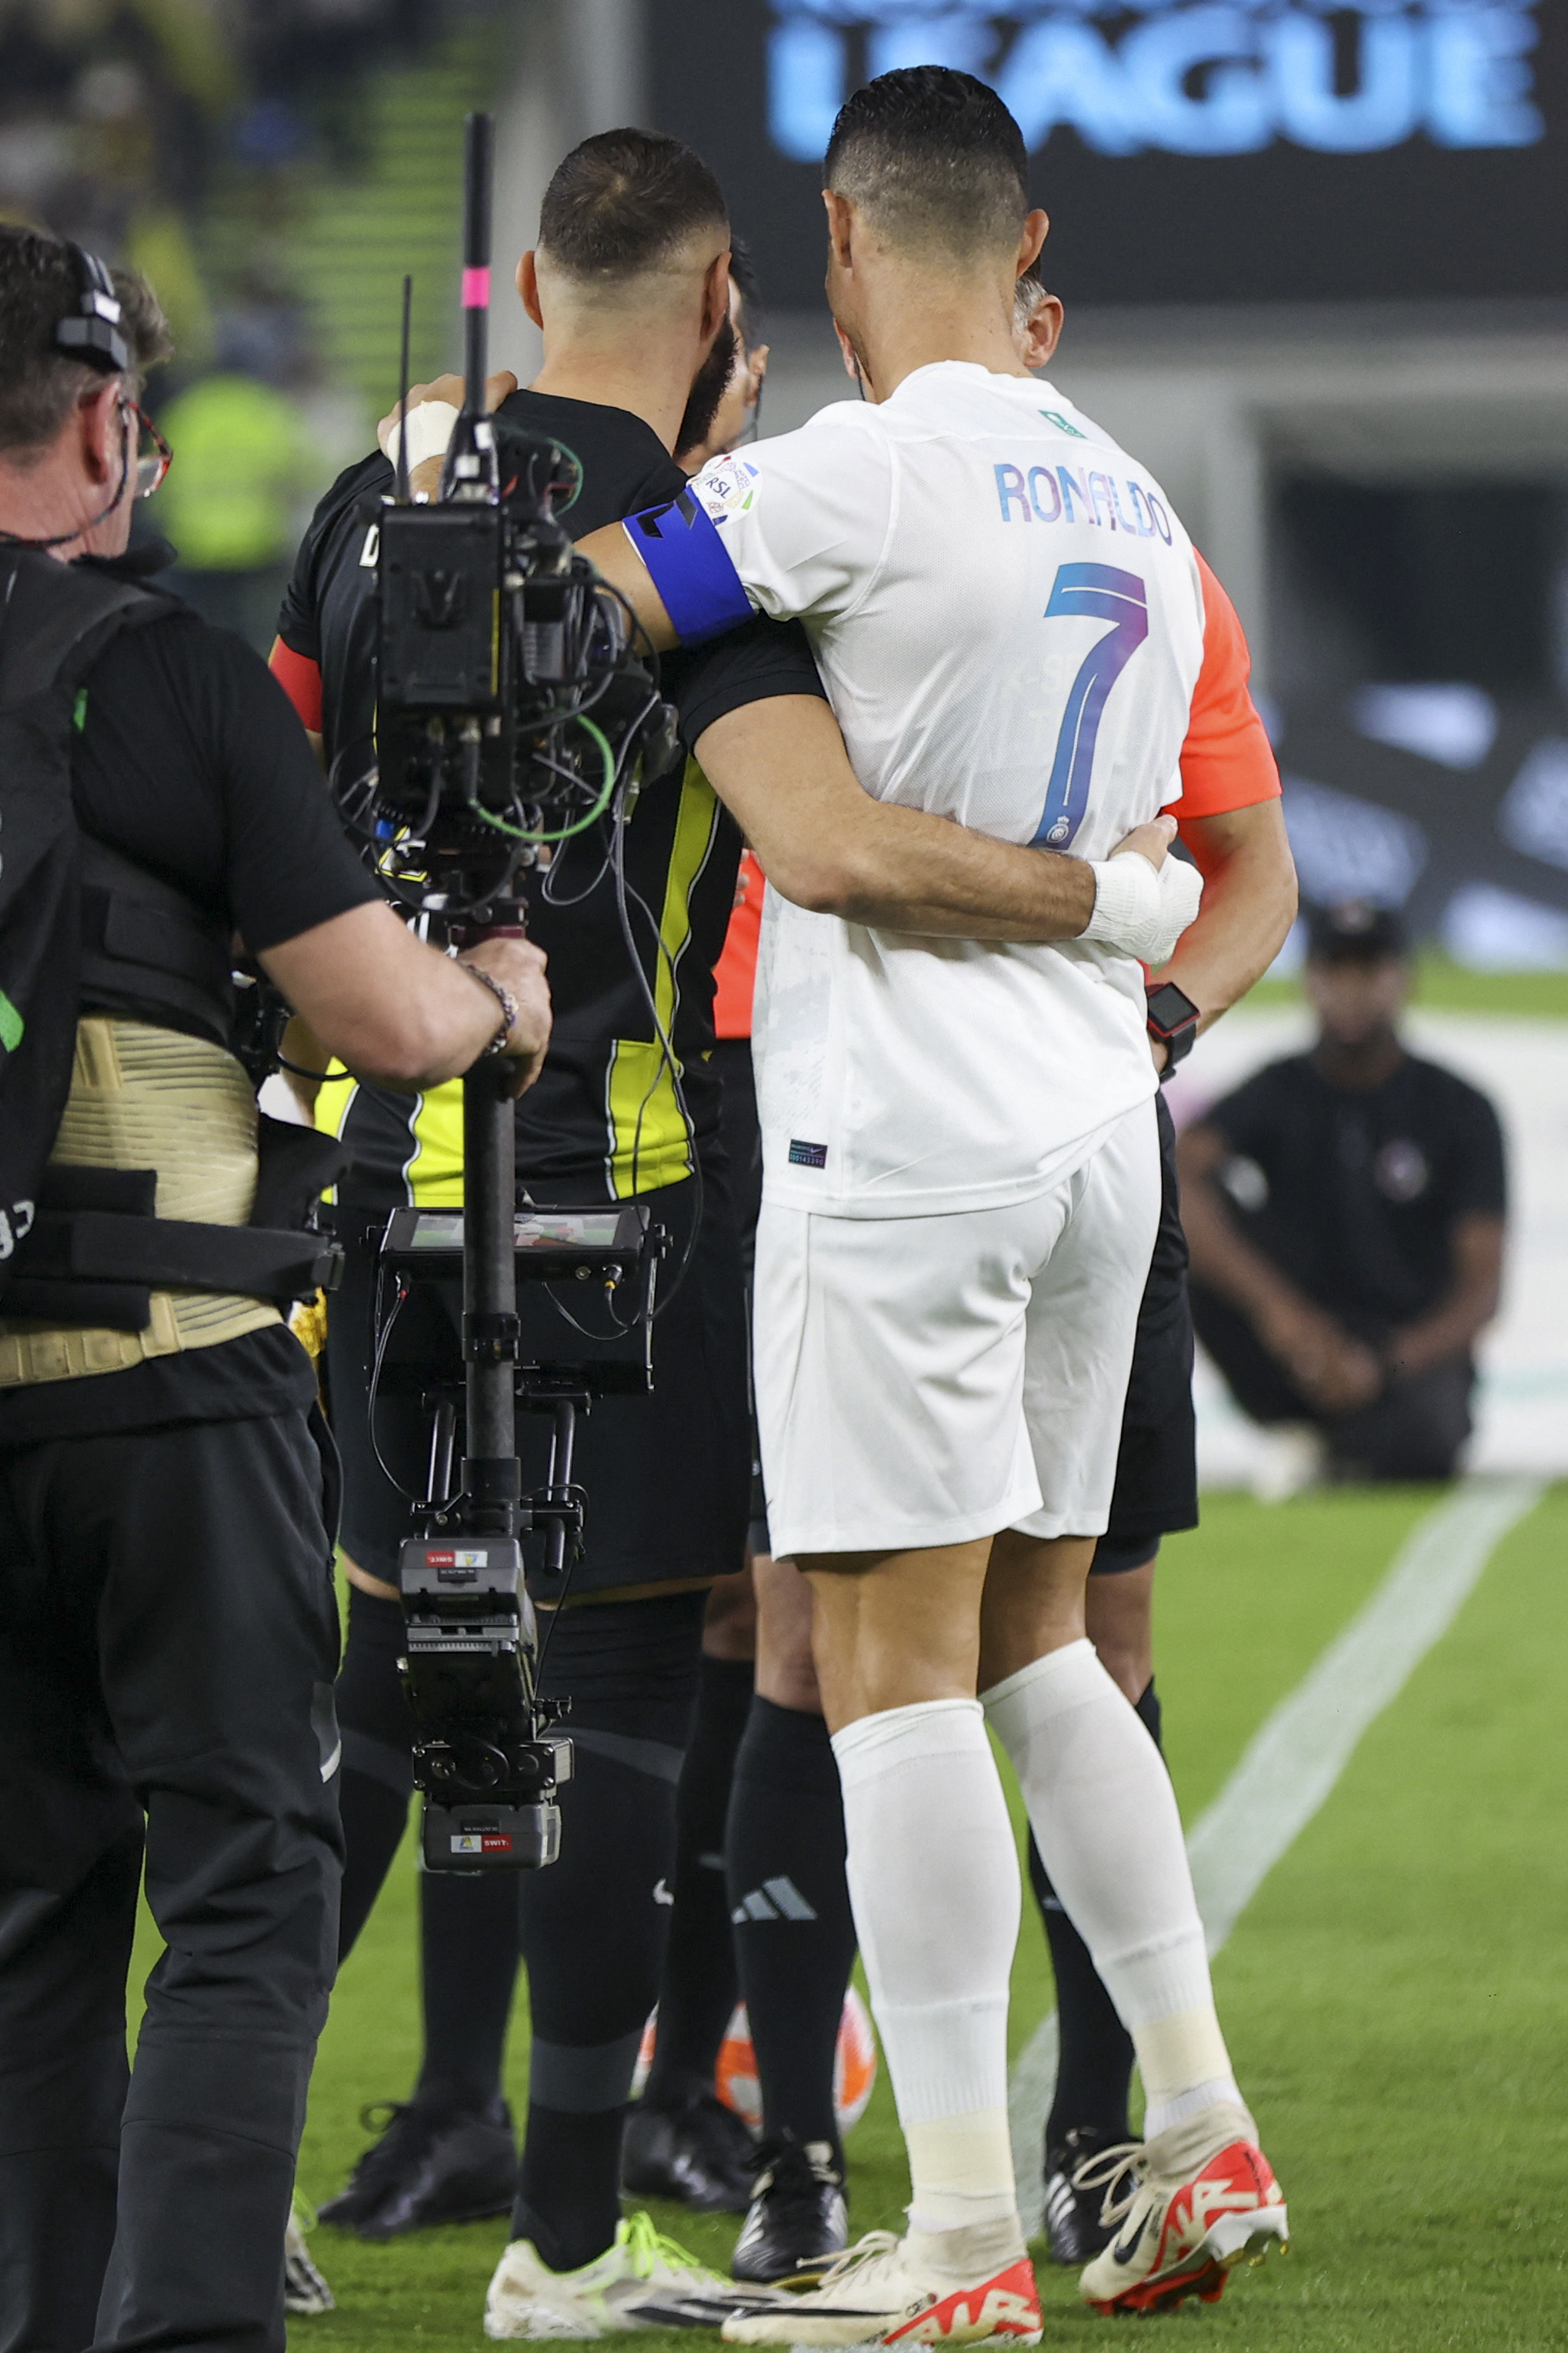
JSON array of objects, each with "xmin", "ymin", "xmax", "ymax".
[{"xmin": 1008, "ymin": 1475, "xmax": 1545, "ymax": 2231}]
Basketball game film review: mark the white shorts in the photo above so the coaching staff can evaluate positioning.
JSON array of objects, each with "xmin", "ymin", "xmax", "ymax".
[{"xmin": 753, "ymin": 1099, "xmax": 1160, "ymax": 1558}]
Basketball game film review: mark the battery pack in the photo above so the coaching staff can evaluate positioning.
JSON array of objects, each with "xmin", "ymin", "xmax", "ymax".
[{"xmin": 424, "ymin": 1798, "xmax": 562, "ymax": 1872}]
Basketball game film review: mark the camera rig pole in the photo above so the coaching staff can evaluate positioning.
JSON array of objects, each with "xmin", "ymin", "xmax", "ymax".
[
  {"xmin": 453, "ymin": 108, "xmax": 519, "ymax": 1536},
  {"xmin": 391, "ymin": 114, "xmax": 572, "ymax": 1874},
  {"xmin": 461, "ymin": 1053, "xmax": 521, "ymax": 1534}
]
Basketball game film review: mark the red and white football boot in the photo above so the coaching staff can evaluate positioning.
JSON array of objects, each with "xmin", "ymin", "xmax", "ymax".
[
  {"xmin": 1075, "ymin": 2102, "xmax": 1288, "ymax": 2318},
  {"xmin": 722, "ymin": 2228, "xmax": 1043, "ymax": 2348}
]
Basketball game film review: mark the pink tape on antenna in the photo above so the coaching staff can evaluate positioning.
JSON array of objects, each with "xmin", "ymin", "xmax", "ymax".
[{"xmin": 462, "ymin": 266, "xmax": 491, "ymax": 309}]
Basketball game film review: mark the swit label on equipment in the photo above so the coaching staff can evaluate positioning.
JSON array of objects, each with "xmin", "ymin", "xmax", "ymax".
[
  {"xmin": 425, "ymin": 1547, "xmax": 486, "ymax": 1580},
  {"xmin": 788, "ymin": 1140, "xmax": 828, "ymax": 1170},
  {"xmin": 451, "ymin": 1831, "xmax": 513, "ymax": 1854}
]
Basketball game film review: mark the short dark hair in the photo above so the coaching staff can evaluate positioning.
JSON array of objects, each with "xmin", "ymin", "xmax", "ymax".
[
  {"xmin": 729, "ymin": 232, "xmax": 762, "ymax": 345},
  {"xmin": 1306, "ymin": 901, "xmax": 1409, "ymax": 966},
  {"xmin": 825, "ymin": 66, "xmax": 1029, "ymax": 261},
  {"xmin": 537, "ymin": 128, "xmax": 728, "ymax": 285},
  {"xmin": 0, "ymin": 225, "xmax": 171, "ymax": 458}
]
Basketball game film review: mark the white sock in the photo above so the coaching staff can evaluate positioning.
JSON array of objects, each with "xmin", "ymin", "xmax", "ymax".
[
  {"xmin": 832, "ymin": 1701, "xmax": 1024, "ymax": 2262},
  {"xmin": 983, "ymin": 1642, "xmax": 1246, "ymax": 2143}
]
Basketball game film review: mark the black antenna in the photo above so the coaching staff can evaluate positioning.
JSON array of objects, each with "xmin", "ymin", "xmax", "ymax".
[
  {"xmin": 440, "ymin": 112, "xmax": 499, "ymax": 503},
  {"xmin": 462, "ymin": 111, "xmax": 493, "ymax": 416},
  {"xmin": 395, "ymin": 272, "xmax": 412, "ymax": 502}
]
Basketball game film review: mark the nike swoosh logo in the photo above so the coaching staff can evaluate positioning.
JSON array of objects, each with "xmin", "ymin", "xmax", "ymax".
[{"xmin": 1111, "ymin": 2213, "xmax": 1150, "ymax": 2267}]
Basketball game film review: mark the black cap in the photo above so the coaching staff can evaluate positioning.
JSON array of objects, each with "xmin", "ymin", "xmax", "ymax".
[{"xmin": 1306, "ymin": 900, "xmax": 1408, "ymax": 965}]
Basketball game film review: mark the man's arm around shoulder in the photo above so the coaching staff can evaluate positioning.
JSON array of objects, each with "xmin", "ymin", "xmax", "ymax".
[{"xmin": 694, "ymin": 695, "xmax": 1198, "ymax": 954}]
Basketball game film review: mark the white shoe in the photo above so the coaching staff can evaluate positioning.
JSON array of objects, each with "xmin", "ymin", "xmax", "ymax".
[
  {"xmin": 284, "ymin": 2203, "xmax": 335, "ymax": 2315},
  {"xmin": 721, "ymin": 2229, "xmax": 1043, "ymax": 2348},
  {"xmin": 1249, "ymin": 1423, "xmax": 1323, "ymax": 1504},
  {"xmin": 485, "ymin": 2211, "xmax": 767, "ymax": 2339},
  {"xmin": 1076, "ymin": 2102, "xmax": 1288, "ymax": 2317}
]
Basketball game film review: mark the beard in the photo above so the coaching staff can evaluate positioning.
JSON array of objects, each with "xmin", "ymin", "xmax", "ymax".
[{"xmin": 675, "ymin": 312, "xmax": 739, "ymax": 462}]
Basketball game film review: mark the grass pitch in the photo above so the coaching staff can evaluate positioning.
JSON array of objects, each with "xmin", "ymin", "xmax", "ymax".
[{"xmin": 137, "ymin": 1486, "xmax": 1568, "ymax": 2348}]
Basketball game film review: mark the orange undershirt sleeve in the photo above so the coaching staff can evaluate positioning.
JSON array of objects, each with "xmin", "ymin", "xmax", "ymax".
[{"xmin": 1166, "ymin": 555, "xmax": 1281, "ymax": 822}]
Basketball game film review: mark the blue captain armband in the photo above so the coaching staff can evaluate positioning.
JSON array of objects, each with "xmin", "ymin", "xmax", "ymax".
[{"xmin": 622, "ymin": 492, "xmax": 756, "ymax": 646}]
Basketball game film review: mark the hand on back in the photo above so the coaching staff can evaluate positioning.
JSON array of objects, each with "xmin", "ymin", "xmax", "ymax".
[{"xmin": 376, "ymin": 371, "xmax": 519, "ymax": 457}]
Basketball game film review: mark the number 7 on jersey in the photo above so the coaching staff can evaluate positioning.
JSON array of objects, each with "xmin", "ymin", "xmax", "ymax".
[{"xmin": 1031, "ymin": 564, "xmax": 1149, "ymax": 851}]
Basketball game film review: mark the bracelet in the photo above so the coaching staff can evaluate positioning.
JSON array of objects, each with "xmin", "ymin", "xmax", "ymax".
[{"xmin": 462, "ymin": 962, "xmax": 519, "ymax": 1057}]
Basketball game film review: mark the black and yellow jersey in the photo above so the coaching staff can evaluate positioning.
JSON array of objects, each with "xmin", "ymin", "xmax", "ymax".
[{"xmin": 273, "ymin": 389, "xmax": 824, "ymax": 1209}]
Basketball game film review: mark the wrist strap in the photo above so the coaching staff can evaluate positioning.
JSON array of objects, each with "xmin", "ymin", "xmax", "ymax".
[{"xmin": 385, "ymin": 399, "xmax": 459, "ymax": 473}]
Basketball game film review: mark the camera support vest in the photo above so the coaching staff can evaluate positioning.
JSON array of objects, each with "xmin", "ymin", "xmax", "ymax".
[{"xmin": 0, "ymin": 548, "xmax": 344, "ymax": 1383}]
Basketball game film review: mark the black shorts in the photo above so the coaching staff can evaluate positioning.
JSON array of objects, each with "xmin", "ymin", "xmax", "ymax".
[
  {"xmin": 325, "ymin": 1163, "xmax": 750, "ymax": 1604},
  {"xmin": 1096, "ymin": 1089, "xmax": 1198, "ymax": 1570},
  {"xmin": 712, "ymin": 1039, "xmax": 771, "ymax": 1554}
]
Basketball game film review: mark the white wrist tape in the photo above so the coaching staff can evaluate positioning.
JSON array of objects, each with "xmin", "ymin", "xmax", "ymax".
[
  {"xmin": 382, "ymin": 399, "xmax": 460, "ymax": 473},
  {"xmin": 1083, "ymin": 850, "xmax": 1204, "ymax": 966}
]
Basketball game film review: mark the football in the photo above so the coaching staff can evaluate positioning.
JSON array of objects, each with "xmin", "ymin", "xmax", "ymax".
[{"xmin": 632, "ymin": 1988, "xmax": 878, "ymax": 2134}]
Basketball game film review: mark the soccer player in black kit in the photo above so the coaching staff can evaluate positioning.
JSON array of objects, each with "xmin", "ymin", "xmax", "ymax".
[{"xmin": 273, "ymin": 135, "xmax": 826, "ymax": 2333}]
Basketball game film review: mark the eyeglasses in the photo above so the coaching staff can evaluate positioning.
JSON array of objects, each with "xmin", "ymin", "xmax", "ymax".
[{"xmin": 125, "ymin": 400, "xmax": 171, "ymax": 499}]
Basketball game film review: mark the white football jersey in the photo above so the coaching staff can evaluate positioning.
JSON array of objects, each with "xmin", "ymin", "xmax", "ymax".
[{"xmin": 685, "ymin": 361, "xmax": 1209, "ymax": 1217}]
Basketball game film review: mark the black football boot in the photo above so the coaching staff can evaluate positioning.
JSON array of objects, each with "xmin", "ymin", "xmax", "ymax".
[
  {"xmin": 730, "ymin": 2137, "xmax": 849, "ymax": 2285},
  {"xmin": 621, "ymin": 2090, "xmax": 758, "ymax": 2214},
  {"xmin": 1042, "ymin": 2124, "xmax": 1122, "ymax": 2265},
  {"xmin": 319, "ymin": 2096, "xmax": 517, "ymax": 2238}
]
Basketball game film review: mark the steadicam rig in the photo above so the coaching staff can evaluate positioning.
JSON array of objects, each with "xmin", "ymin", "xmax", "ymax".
[
  {"xmin": 334, "ymin": 113, "xmax": 678, "ymax": 1874},
  {"xmin": 355, "ymin": 435, "xmax": 678, "ymax": 920}
]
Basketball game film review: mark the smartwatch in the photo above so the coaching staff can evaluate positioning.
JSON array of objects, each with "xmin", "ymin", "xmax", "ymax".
[{"xmin": 1145, "ymin": 980, "xmax": 1200, "ymax": 1076}]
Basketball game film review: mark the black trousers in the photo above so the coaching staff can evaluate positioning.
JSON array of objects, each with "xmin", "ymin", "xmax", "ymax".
[
  {"xmin": 0, "ymin": 1410, "xmax": 343, "ymax": 2353},
  {"xmin": 1191, "ymin": 1283, "xmax": 1476, "ymax": 1481}
]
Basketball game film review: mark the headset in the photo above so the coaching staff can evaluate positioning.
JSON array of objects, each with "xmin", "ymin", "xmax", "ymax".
[
  {"xmin": 0, "ymin": 241, "xmax": 134, "ymax": 551},
  {"xmin": 55, "ymin": 242, "xmax": 130, "ymax": 375}
]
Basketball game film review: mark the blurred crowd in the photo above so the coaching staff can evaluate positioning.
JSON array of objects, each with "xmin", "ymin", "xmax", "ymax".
[{"xmin": 0, "ymin": 0, "xmax": 491, "ymax": 645}]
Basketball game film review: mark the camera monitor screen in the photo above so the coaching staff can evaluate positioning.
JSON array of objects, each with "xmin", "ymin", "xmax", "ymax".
[{"xmin": 649, "ymin": 2, "xmax": 1567, "ymax": 311}]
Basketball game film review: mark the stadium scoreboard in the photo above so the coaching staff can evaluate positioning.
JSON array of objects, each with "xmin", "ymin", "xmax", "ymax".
[{"xmin": 649, "ymin": 2, "xmax": 1568, "ymax": 310}]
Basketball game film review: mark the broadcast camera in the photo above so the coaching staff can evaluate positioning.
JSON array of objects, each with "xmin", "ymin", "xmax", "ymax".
[{"xmin": 329, "ymin": 114, "xmax": 680, "ymax": 1877}]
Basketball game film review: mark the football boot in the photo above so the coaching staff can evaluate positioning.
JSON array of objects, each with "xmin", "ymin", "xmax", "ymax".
[
  {"xmin": 730, "ymin": 2137, "xmax": 849, "ymax": 2285},
  {"xmin": 621, "ymin": 2090, "xmax": 756, "ymax": 2214},
  {"xmin": 1076, "ymin": 2102, "xmax": 1288, "ymax": 2317}
]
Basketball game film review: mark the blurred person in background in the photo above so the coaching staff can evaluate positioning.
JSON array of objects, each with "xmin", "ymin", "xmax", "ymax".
[
  {"xmin": 1178, "ymin": 903, "xmax": 1506, "ymax": 1483},
  {"xmin": 156, "ymin": 371, "xmax": 314, "ymax": 652}
]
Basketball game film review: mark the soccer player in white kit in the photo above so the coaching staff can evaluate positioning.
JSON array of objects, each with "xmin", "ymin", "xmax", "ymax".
[{"xmin": 585, "ymin": 68, "xmax": 1288, "ymax": 2334}]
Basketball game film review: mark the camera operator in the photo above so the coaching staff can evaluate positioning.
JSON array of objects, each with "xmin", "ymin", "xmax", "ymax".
[{"xmin": 0, "ymin": 226, "xmax": 548, "ymax": 2353}]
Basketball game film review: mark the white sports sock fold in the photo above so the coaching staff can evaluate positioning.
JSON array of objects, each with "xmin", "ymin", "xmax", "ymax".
[
  {"xmin": 832, "ymin": 1700, "xmax": 1021, "ymax": 2236},
  {"xmin": 983, "ymin": 1642, "xmax": 1242, "ymax": 2135}
]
